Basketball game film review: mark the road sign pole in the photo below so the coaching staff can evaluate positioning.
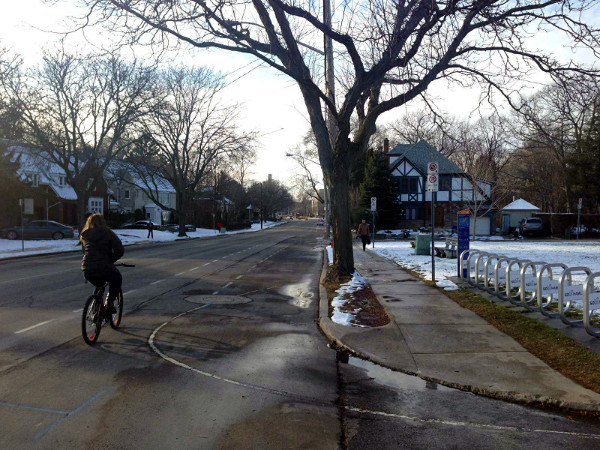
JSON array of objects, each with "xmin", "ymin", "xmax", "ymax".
[
  {"xmin": 577, "ymin": 198, "xmax": 582, "ymax": 241},
  {"xmin": 370, "ymin": 197, "xmax": 377, "ymax": 248},
  {"xmin": 431, "ymin": 192, "xmax": 435, "ymax": 282},
  {"xmin": 426, "ymin": 162, "xmax": 438, "ymax": 282}
]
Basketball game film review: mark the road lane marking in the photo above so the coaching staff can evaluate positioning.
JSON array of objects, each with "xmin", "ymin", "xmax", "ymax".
[
  {"xmin": 203, "ymin": 263, "xmax": 210, "ymax": 266},
  {"xmin": 124, "ymin": 289, "xmax": 137, "ymax": 295},
  {"xmin": 222, "ymin": 282, "xmax": 232, "ymax": 288},
  {"xmin": 151, "ymin": 279, "xmax": 164, "ymax": 285},
  {"xmin": 235, "ymin": 275, "xmax": 243, "ymax": 280},
  {"xmin": 72, "ymin": 308, "xmax": 83, "ymax": 313},
  {"xmin": 212, "ymin": 290, "xmax": 219, "ymax": 295},
  {"xmin": 189, "ymin": 267, "xmax": 200, "ymax": 271},
  {"xmin": 15, "ymin": 320, "xmax": 55, "ymax": 334},
  {"xmin": 212, "ymin": 259, "xmax": 218, "ymax": 262},
  {"xmin": 345, "ymin": 406, "xmax": 600, "ymax": 439},
  {"xmin": 175, "ymin": 271, "xmax": 187, "ymax": 277},
  {"xmin": 0, "ymin": 401, "xmax": 68, "ymax": 415}
]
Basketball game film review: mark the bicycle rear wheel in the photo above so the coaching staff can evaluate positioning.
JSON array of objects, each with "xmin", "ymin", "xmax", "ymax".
[
  {"xmin": 82, "ymin": 295, "xmax": 101, "ymax": 345},
  {"xmin": 110, "ymin": 290, "xmax": 123, "ymax": 329}
]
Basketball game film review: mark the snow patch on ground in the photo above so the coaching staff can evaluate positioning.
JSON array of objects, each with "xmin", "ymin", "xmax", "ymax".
[
  {"xmin": 331, "ymin": 271, "xmax": 368, "ymax": 327},
  {"xmin": 326, "ymin": 246, "xmax": 333, "ymax": 266},
  {"xmin": 0, "ymin": 221, "xmax": 284, "ymax": 259}
]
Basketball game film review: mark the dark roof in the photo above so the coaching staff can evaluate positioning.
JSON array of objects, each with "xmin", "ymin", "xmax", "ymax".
[{"xmin": 388, "ymin": 140, "xmax": 462, "ymax": 175}]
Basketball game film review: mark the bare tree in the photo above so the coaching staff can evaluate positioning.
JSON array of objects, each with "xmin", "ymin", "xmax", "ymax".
[
  {"xmin": 1, "ymin": 48, "xmax": 153, "ymax": 229},
  {"xmin": 229, "ymin": 145, "xmax": 257, "ymax": 189},
  {"xmin": 287, "ymin": 130, "xmax": 324, "ymax": 204},
  {"xmin": 80, "ymin": 0, "xmax": 600, "ymax": 278},
  {"xmin": 126, "ymin": 67, "xmax": 255, "ymax": 236}
]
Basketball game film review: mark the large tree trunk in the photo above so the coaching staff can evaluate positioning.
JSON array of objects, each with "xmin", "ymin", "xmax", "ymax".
[
  {"xmin": 177, "ymin": 192, "xmax": 187, "ymax": 237},
  {"xmin": 328, "ymin": 162, "xmax": 355, "ymax": 280}
]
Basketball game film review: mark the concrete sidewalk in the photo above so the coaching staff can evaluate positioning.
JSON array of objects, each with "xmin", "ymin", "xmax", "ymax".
[{"xmin": 319, "ymin": 246, "xmax": 600, "ymax": 413}]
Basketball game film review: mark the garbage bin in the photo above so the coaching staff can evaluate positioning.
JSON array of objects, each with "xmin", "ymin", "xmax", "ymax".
[
  {"xmin": 415, "ymin": 234, "xmax": 431, "ymax": 255},
  {"xmin": 565, "ymin": 228, "xmax": 571, "ymax": 240}
]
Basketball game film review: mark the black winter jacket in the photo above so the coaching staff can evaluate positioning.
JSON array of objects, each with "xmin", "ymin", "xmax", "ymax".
[{"xmin": 81, "ymin": 227, "xmax": 124, "ymax": 275}]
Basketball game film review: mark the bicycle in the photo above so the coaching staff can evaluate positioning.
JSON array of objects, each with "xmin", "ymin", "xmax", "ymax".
[{"xmin": 82, "ymin": 263, "xmax": 135, "ymax": 345}]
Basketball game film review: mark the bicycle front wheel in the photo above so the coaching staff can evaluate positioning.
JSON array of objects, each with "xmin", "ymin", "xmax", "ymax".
[
  {"xmin": 82, "ymin": 295, "xmax": 101, "ymax": 345},
  {"xmin": 110, "ymin": 290, "xmax": 123, "ymax": 329}
]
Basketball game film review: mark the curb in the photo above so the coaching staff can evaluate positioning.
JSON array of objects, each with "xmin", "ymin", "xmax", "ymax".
[{"xmin": 317, "ymin": 248, "xmax": 600, "ymax": 417}]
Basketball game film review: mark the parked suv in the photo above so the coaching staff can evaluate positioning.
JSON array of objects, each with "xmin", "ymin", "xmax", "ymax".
[
  {"xmin": 518, "ymin": 217, "xmax": 544, "ymax": 237},
  {"xmin": 1, "ymin": 220, "xmax": 74, "ymax": 240}
]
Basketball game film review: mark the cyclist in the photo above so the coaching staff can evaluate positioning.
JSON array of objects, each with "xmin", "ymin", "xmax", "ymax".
[{"xmin": 80, "ymin": 213, "xmax": 124, "ymax": 316}]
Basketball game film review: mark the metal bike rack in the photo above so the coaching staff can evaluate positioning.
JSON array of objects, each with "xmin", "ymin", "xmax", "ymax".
[
  {"xmin": 484, "ymin": 254, "xmax": 505, "ymax": 295},
  {"xmin": 473, "ymin": 252, "xmax": 494, "ymax": 289},
  {"xmin": 558, "ymin": 267, "xmax": 590, "ymax": 327},
  {"xmin": 536, "ymin": 263, "xmax": 567, "ymax": 318},
  {"xmin": 519, "ymin": 261, "xmax": 547, "ymax": 312},
  {"xmin": 464, "ymin": 250, "xmax": 488, "ymax": 286},
  {"xmin": 493, "ymin": 257, "xmax": 511, "ymax": 299},
  {"xmin": 582, "ymin": 273, "xmax": 600, "ymax": 338},
  {"xmin": 503, "ymin": 259, "xmax": 531, "ymax": 305},
  {"xmin": 459, "ymin": 249, "xmax": 470, "ymax": 280}
]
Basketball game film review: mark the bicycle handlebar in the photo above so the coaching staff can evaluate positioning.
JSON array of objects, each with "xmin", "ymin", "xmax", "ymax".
[{"xmin": 115, "ymin": 263, "xmax": 136, "ymax": 267}]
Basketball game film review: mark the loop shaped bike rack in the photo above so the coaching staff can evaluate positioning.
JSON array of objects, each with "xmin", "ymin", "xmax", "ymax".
[
  {"xmin": 484, "ymin": 254, "xmax": 505, "ymax": 294},
  {"xmin": 582, "ymin": 273, "xmax": 600, "ymax": 338},
  {"xmin": 493, "ymin": 258, "xmax": 512, "ymax": 299},
  {"xmin": 459, "ymin": 249, "xmax": 470, "ymax": 280},
  {"xmin": 558, "ymin": 267, "xmax": 590, "ymax": 327},
  {"xmin": 464, "ymin": 250, "xmax": 488, "ymax": 286},
  {"xmin": 473, "ymin": 252, "xmax": 493, "ymax": 289},
  {"xmin": 504, "ymin": 259, "xmax": 531, "ymax": 305},
  {"xmin": 536, "ymin": 263, "xmax": 568, "ymax": 318},
  {"xmin": 519, "ymin": 261, "xmax": 547, "ymax": 312}
]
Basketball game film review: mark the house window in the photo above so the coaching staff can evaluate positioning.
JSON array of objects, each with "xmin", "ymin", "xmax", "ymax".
[
  {"xmin": 88, "ymin": 198, "xmax": 104, "ymax": 214},
  {"xmin": 440, "ymin": 175, "xmax": 451, "ymax": 191},
  {"xmin": 58, "ymin": 175, "xmax": 66, "ymax": 186},
  {"xmin": 404, "ymin": 208, "xmax": 422, "ymax": 220},
  {"xmin": 26, "ymin": 173, "xmax": 39, "ymax": 187},
  {"xmin": 400, "ymin": 177, "xmax": 419, "ymax": 194},
  {"xmin": 124, "ymin": 189, "xmax": 131, "ymax": 200}
]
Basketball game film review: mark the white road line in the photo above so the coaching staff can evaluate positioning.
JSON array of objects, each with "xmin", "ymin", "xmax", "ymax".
[
  {"xmin": 212, "ymin": 290, "xmax": 220, "ymax": 295},
  {"xmin": 189, "ymin": 267, "xmax": 200, "ymax": 271},
  {"xmin": 72, "ymin": 308, "xmax": 83, "ymax": 313},
  {"xmin": 15, "ymin": 320, "xmax": 55, "ymax": 334},
  {"xmin": 124, "ymin": 289, "xmax": 137, "ymax": 295},
  {"xmin": 151, "ymin": 279, "xmax": 164, "ymax": 285},
  {"xmin": 203, "ymin": 262, "xmax": 210, "ymax": 266},
  {"xmin": 175, "ymin": 271, "xmax": 187, "ymax": 277},
  {"xmin": 222, "ymin": 282, "xmax": 233, "ymax": 288},
  {"xmin": 212, "ymin": 259, "xmax": 218, "ymax": 262},
  {"xmin": 345, "ymin": 406, "xmax": 600, "ymax": 439},
  {"xmin": 235, "ymin": 275, "xmax": 243, "ymax": 280}
]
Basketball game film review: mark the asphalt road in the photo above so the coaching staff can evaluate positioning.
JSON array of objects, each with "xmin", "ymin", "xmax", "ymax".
[{"xmin": 2, "ymin": 220, "xmax": 600, "ymax": 449}]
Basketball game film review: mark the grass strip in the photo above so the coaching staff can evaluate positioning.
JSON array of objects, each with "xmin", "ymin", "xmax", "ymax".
[{"xmin": 444, "ymin": 288, "xmax": 600, "ymax": 396}]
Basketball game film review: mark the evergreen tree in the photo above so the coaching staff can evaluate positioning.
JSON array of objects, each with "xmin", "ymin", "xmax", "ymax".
[{"xmin": 358, "ymin": 150, "xmax": 400, "ymax": 229}]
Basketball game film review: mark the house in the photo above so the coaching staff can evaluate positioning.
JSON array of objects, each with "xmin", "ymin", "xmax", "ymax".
[
  {"xmin": 104, "ymin": 160, "xmax": 177, "ymax": 225},
  {"xmin": 386, "ymin": 139, "xmax": 493, "ymax": 233},
  {"xmin": 4, "ymin": 141, "xmax": 109, "ymax": 226},
  {"xmin": 500, "ymin": 198, "xmax": 540, "ymax": 233}
]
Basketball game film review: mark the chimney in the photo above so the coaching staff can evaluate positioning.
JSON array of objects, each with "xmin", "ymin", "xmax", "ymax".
[
  {"xmin": 384, "ymin": 138, "xmax": 390, "ymax": 154},
  {"xmin": 268, "ymin": 174, "xmax": 272, "ymax": 182}
]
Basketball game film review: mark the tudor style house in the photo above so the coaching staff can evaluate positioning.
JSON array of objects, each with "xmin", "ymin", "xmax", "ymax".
[{"xmin": 386, "ymin": 140, "xmax": 493, "ymax": 234}]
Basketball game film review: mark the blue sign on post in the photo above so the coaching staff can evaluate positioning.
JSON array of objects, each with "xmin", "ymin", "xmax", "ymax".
[{"xmin": 457, "ymin": 209, "xmax": 470, "ymax": 277}]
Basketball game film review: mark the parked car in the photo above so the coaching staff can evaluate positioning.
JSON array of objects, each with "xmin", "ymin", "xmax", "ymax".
[
  {"xmin": 1, "ymin": 220, "xmax": 75, "ymax": 240},
  {"xmin": 120, "ymin": 220, "xmax": 159, "ymax": 230},
  {"xmin": 571, "ymin": 225, "xmax": 588, "ymax": 236},
  {"xmin": 518, "ymin": 217, "xmax": 544, "ymax": 237},
  {"xmin": 165, "ymin": 224, "xmax": 196, "ymax": 232},
  {"xmin": 316, "ymin": 218, "xmax": 325, "ymax": 226}
]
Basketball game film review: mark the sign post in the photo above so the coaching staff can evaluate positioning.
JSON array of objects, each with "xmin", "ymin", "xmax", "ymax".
[
  {"xmin": 577, "ymin": 198, "xmax": 582, "ymax": 241},
  {"xmin": 457, "ymin": 209, "xmax": 471, "ymax": 277},
  {"xmin": 427, "ymin": 162, "xmax": 438, "ymax": 282},
  {"xmin": 370, "ymin": 197, "xmax": 376, "ymax": 248}
]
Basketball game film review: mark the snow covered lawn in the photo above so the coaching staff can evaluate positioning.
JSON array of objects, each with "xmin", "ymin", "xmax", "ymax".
[
  {"xmin": 372, "ymin": 238, "xmax": 600, "ymax": 291},
  {"xmin": 0, "ymin": 221, "xmax": 286, "ymax": 259}
]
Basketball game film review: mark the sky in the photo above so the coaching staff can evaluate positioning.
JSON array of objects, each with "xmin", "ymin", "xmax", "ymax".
[{"xmin": 1, "ymin": 1, "xmax": 597, "ymax": 187}]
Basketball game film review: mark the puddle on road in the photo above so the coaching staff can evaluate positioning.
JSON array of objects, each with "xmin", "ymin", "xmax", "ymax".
[
  {"xmin": 347, "ymin": 357, "xmax": 453, "ymax": 393},
  {"xmin": 281, "ymin": 277, "xmax": 314, "ymax": 309}
]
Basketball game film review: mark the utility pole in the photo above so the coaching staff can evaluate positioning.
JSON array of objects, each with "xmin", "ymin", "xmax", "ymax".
[{"xmin": 324, "ymin": 0, "xmax": 335, "ymax": 240}]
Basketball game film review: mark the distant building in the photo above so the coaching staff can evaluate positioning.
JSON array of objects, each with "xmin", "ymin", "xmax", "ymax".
[{"xmin": 386, "ymin": 140, "xmax": 493, "ymax": 233}]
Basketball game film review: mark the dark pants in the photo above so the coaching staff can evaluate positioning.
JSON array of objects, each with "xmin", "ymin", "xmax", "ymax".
[
  {"xmin": 360, "ymin": 234, "xmax": 369, "ymax": 250},
  {"xmin": 147, "ymin": 228, "xmax": 153, "ymax": 238},
  {"xmin": 85, "ymin": 267, "xmax": 122, "ymax": 302}
]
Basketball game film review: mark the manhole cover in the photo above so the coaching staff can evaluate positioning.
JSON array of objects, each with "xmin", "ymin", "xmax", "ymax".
[{"xmin": 185, "ymin": 295, "xmax": 252, "ymax": 305}]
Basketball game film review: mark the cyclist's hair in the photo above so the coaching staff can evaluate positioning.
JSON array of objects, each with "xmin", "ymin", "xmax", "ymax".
[{"xmin": 80, "ymin": 213, "xmax": 109, "ymax": 242}]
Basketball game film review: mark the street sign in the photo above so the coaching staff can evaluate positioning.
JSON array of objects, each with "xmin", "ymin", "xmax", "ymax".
[
  {"xmin": 371, "ymin": 197, "xmax": 377, "ymax": 212},
  {"xmin": 457, "ymin": 209, "xmax": 470, "ymax": 277},
  {"xmin": 427, "ymin": 162, "xmax": 438, "ymax": 174},
  {"xmin": 578, "ymin": 198, "xmax": 583, "ymax": 210},
  {"xmin": 426, "ymin": 174, "xmax": 438, "ymax": 192}
]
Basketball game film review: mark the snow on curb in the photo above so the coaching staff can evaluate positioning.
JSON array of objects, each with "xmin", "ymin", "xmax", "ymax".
[{"xmin": 331, "ymin": 271, "xmax": 368, "ymax": 327}]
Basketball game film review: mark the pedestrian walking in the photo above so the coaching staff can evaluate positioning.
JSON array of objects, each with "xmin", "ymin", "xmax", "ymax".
[
  {"xmin": 357, "ymin": 219, "xmax": 370, "ymax": 251},
  {"xmin": 147, "ymin": 221, "xmax": 154, "ymax": 239}
]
